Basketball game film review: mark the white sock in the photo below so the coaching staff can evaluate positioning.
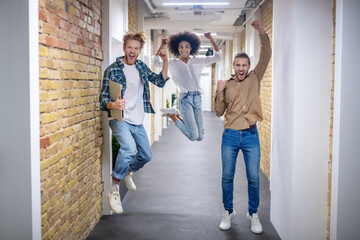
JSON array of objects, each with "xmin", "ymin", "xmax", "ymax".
[{"xmin": 110, "ymin": 182, "xmax": 119, "ymax": 193}]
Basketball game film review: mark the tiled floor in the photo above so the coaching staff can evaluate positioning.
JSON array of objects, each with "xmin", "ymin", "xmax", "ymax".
[{"xmin": 87, "ymin": 112, "xmax": 280, "ymax": 240}]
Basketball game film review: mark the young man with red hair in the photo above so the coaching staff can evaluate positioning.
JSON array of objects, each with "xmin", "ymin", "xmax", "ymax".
[{"xmin": 99, "ymin": 32, "xmax": 169, "ymax": 214}]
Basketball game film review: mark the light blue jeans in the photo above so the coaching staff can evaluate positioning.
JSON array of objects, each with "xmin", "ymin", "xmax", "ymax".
[
  {"xmin": 221, "ymin": 126, "xmax": 261, "ymax": 216},
  {"xmin": 176, "ymin": 91, "xmax": 204, "ymax": 141},
  {"xmin": 109, "ymin": 119, "xmax": 152, "ymax": 180}
]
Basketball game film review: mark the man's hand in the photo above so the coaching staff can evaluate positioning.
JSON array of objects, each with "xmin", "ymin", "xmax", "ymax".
[
  {"xmin": 216, "ymin": 80, "xmax": 226, "ymax": 92},
  {"xmin": 251, "ymin": 20, "xmax": 265, "ymax": 35},
  {"xmin": 112, "ymin": 93, "xmax": 126, "ymax": 111},
  {"xmin": 204, "ymin": 32, "xmax": 213, "ymax": 40},
  {"xmin": 160, "ymin": 38, "xmax": 168, "ymax": 47},
  {"xmin": 156, "ymin": 38, "xmax": 168, "ymax": 55},
  {"xmin": 159, "ymin": 49, "xmax": 168, "ymax": 63}
]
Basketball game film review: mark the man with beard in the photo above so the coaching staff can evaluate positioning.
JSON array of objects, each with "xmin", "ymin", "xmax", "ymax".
[
  {"xmin": 99, "ymin": 32, "xmax": 169, "ymax": 214},
  {"xmin": 214, "ymin": 20, "xmax": 272, "ymax": 233}
]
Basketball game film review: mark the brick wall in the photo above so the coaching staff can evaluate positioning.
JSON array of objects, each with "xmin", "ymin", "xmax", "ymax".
[
  {"xmin": 241, "ymin": 29, "xmax": 246, "ymax": 53},
  {"xmin": 229, "ymin": 40, "xmax": 233, "ymax": 73},
  {"xmin": 328, "ymin": 0, "xmax": 336, "ymax": 238},
  {"xmin": 258, "ymin": 0, "xmax": 273, "ymax": 179},
  {"xmin": 39, "ymin": 0, "xmax": 103, "ymax": 239},
  {"xmin": 128, "ymin": 0, "xmax": 138, "ymax": 33},
  {"xmin": 211, "ymin": 64, "xmax": 216, "ymax": 111},
  {"xmin": 127, "ymin": 0, "xmax": 138, "ymax": 49}
]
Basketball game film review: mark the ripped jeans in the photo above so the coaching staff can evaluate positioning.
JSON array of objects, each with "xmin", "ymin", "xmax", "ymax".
[{"xmin": 175, "ymin": 91, "xmax": 204, "ymax": 141}]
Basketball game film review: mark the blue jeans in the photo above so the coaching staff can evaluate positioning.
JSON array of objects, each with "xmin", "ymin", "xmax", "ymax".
[
  {"xmin": 109, "ymin": 120, "xmax": 152, "ymax": 180},
  {"xmin": 221, "ymin": 126, "xmax": 261, "ymax": 215},
  {"xmin": 176, "ymin": 91, "xmax": 204, "ymax": 141}
]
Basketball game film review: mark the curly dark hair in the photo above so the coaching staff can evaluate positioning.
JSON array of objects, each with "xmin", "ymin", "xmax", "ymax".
[{"xmin": 168, "ymin": 31, "xmax": 201, "ymax": 57}]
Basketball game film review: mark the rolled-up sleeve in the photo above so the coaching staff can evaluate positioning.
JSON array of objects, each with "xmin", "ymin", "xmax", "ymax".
[{"xmin": 145, "ymin": 63, "xmax": 169, "ymax": 88}]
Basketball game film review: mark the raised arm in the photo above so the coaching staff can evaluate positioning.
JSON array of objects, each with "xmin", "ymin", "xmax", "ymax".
[
  {"xmin": 152, "ymin": 38, "xmax": 168, "ymax": 68},
  {"xmin": 159, "ymin": 49, "xmax": 168, "ymax": 80},
  {"xmin": 146, "ymin": 54, "xmax": 169, "ymax": 88},
  {"xmin": 155, "ymin": 38, "xmax": 167, "ymax": 56},
  {"xmin": 251, "ymin": 21, "xmax": 272, "ymax": 81},
  {"xmin": 192, "ymin": 32, "xmax": 222, "ymax": 66},
  {"xmin": 204, "ymin": 32, "xmax": 219, "ymax": 52}
]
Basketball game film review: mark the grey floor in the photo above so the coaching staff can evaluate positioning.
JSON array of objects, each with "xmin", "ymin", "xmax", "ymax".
[{"xmin": 88, "ymin": 112, "xmax": 280, "ymax": 240}]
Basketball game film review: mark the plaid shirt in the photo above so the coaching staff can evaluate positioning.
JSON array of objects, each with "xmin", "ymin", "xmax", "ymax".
[{"xmin": 99, "ymin": 56, "xmax": 169, "ymax": 115}]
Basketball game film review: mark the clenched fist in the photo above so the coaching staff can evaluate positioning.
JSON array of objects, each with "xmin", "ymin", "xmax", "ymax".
[{"xmin": 216, "ymin": 80, "xmax": 226, "ymax": 92}]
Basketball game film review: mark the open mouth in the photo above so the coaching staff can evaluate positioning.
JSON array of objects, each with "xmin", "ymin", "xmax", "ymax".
[
  {"xmin": 128, "ymin": 54, "xmax": 135, "ymax": 61},
  {"xmin": 238, "ymin": 71, "xmax": 245, "ymax": 78}
]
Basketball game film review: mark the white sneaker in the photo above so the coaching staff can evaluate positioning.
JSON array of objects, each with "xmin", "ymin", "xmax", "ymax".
[
  {"xmin": 247, "ymin": 212, "xmax": 263, "ymax": 234},
  {"xmin": 124, "ymin": 171, "xmax": 136, "ymax": 190},
  {"xmin": 219, "ymin": 210, "xmax": 236, "ymax": 230},
  {"xmin": 107, "ymin": 191, "xmax": 123, "ymax": 214},
  {"xmin": 160, "ymin": 108, "xmax": 180, "ymax": 115}
]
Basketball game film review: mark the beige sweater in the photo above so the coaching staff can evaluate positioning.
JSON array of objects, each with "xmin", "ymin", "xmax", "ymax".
[{"xmin": 214, "ymin": 34, "xmax": 272, "ymax": 130}]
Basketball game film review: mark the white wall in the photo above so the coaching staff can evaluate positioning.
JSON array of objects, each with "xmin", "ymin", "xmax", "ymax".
[
  {"xmin": 330, "ymin": 0, "xmax": 360, "ymax": 239},
  {"xmin": 110, "ymin": 0, "xmax": 128, "ymax": 42},
  {"xmin": 246, "ymin": 12, "xmax": 260, "ymax": 71},
  {"xmin": 101, "ymin": 0, "xmax": 128, "ymax": 215},
  {"xmin": 200, "ymin": 67, "xmax": 212, "ymax": 111},
  {"xmin": 271, "ymin": 0, "xmax": 332, "ymax": 239},
  {"xmin": 0, "ymin": 1, "xmax": 41, "ymax": 239},
  {"xmin": 224, "ymin": 41, "xmax": 231, "ymax": 78}
]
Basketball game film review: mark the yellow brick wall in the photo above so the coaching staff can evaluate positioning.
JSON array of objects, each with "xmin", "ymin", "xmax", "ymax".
[
  {"xmin": 128, "ymin": 0, "xmax": 138, "ymax": 33},
  {"xmin": 259, "ymin": 0, "xmax": 273, "ymax": 179},
  {"xmin": 328, "ymin": 1, "xmax": 336, "ymax": 238},
  {"xmin": 211, "ymin": 64, "xmax": 216, "ymax": 111},
  {"xmin": 241, "ymin": 29, "xmax": 246, "ymax": 53},
  {"xmin": 39, "ymin": 0, "xmax": 103, "ymax": 239}
]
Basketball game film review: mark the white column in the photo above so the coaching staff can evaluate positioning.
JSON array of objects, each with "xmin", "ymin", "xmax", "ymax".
[
  {"xmin": 101, "ymin": 0, "xmax": 127, "ymax": 215},
  {"xmin": 331, "ymin": 0, "xmax": 360, "ymax": 239},
  {"xmin": 0, "ymin": 0, "xmax": 41, "ymax": 239},
  {"xmin": 271, "ymin": 0, "xmax": 332, "ymax": 239}
]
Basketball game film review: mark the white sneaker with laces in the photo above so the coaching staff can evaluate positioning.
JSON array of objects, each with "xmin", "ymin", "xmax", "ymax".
[
  {"xmin": 219, "ymin": 210, "xmax": 236, "ymax": 230},
  {"xmin": 107, "ymin": 191, "xmax": 123, "ymax": 214},
  {"xmin": 247, "ymin": 212, "xmax": 263, "ymax": 234},
  {"xmin": 124, "ymin": 171, "xmax": 136, "ymax": 190},
  {"xmin": 160, "ymin": 108, "xmax": 180, "ymax": 115}
]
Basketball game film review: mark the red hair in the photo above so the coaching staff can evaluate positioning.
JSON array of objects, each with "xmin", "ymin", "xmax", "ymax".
[{"xmin": 123, "ymin": 31, "xmax": 146, "ymax": 49}]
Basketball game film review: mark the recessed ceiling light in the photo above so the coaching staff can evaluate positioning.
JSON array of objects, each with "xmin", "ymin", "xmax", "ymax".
[{"xmin": 163, "ymin": 2, "xmax": 229, "ymax": 6}]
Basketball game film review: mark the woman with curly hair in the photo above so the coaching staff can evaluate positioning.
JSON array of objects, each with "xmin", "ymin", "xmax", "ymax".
[{"xmin": 152, "ymin": 31, "xmax": 222, "ymax": 141}]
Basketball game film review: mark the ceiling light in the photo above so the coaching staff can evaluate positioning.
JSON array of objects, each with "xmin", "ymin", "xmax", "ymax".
[
  {"xmin": 163, "ymin": 2, "xmax": 229, "ymax": 6},
  {"xmin": 195, "ymin": 32, "xmax": 217, "ymax": 36}
]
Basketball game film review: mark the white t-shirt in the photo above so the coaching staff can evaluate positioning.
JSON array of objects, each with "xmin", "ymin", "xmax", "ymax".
[
  {"xmin": 122, "ymin": 63, "xmax": 144, "ymax": 125},
  {"xmin": 152, "ymin": 50, "xmax": 222, "ymax": 93}
]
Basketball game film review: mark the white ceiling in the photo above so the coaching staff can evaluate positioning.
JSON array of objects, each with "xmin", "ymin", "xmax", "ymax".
[
  {"xmin": 143, "ymin": 0, "xmax": 262, "ymax": 54},
  {"xmin": 143, "ymin": 0, "xmax": 251, "ymax": 37}
]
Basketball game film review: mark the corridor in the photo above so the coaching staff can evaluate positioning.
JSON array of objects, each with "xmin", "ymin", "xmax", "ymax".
[{"xmin": 88, "ymin": 112, "xmax": 280, "ymax": 240}]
